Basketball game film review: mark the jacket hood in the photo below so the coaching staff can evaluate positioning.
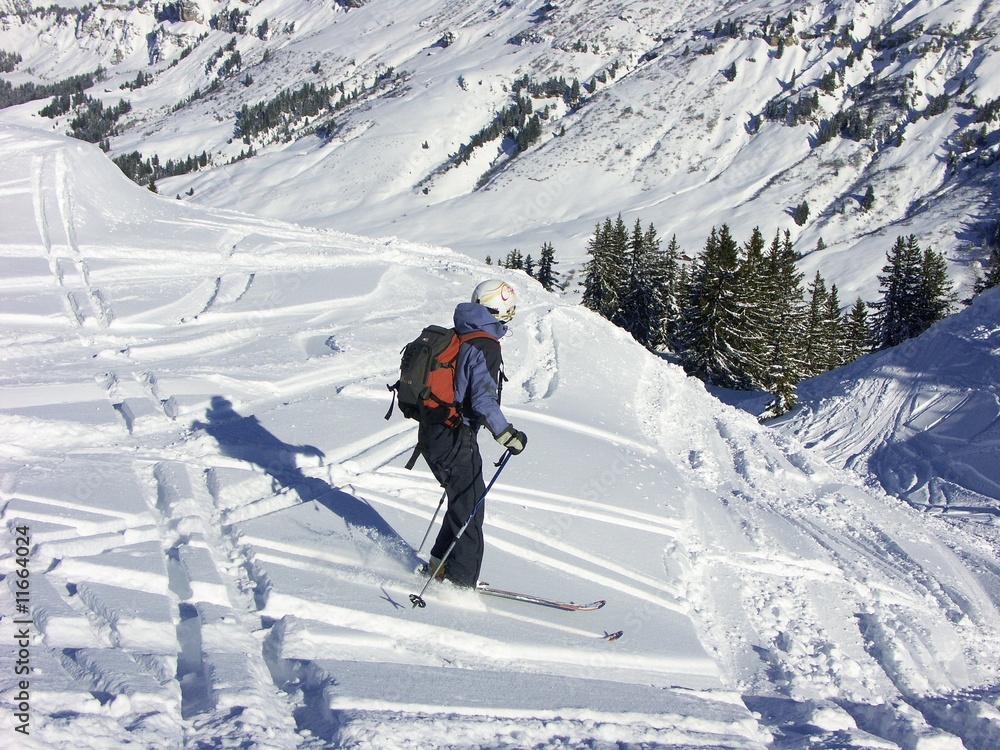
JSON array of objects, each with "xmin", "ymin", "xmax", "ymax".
[{"xmin": 454, "ymin": 302, "xmax": 508, "ymax": 339}]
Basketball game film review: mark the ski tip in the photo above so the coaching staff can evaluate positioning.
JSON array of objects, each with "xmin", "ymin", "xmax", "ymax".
[
  {"xmin": 604, "ymin": 630, "xmax": 623, "ymax": 642},
  {"xmin": 594, "ymin": 599, "xmax": 607, "ymax": 610}
]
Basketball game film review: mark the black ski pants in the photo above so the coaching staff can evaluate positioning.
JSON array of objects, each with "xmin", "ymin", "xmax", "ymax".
[{"xmin": 421, "ymin": 421, "xmax": 486, "ymax": 587}]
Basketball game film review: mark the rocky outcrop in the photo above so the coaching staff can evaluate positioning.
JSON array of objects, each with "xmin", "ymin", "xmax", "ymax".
[{"xmin": 156, "ymin": 0, "xmax": 204, "ymax": 24}]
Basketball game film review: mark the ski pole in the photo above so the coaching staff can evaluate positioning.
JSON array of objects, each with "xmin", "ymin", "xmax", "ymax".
[
  {"xmin": 417, "ymin": 488, "xmax": 447, "ymax": 555},
  {"xmin": 410, "ymin": 451, "xmax": 512, "ymax": 608}
]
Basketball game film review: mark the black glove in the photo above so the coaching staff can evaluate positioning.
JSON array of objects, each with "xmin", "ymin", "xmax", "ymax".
[{"xmin": 496, "ymin": 425, "xmax": 527, "ymax": 455}]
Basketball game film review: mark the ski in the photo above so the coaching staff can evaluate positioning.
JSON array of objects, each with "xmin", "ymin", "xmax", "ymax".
[
  {"xmin": 411, "ymin": 578, "xmax": 623, "ymax": 640},
  {"xmin": 477, "ymin": 584, "xmax": 622, "ymax": 641},
  {"xmin": 476, "ymin": 583, "xmax": 606, "ymax": 612}
]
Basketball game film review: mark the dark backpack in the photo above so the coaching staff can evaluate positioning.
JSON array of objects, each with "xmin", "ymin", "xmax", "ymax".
[{"xmin": 385, "ymin": 325, "xmax": 495, "ymax": 430}]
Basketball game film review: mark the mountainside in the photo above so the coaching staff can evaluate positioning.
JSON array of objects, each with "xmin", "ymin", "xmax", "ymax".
[
  {"xmin": 2, "ymin": 0, "xmax": 1000, "ymax": 303},
  {"xmin": 2, "ymin": 124, "xmax": 1000, "ymax": 749}
]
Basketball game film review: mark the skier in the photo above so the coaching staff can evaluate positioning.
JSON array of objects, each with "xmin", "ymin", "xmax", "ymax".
[{"xmin": 422, "ymin": 279, "xmax": 527, "ymax": 587}]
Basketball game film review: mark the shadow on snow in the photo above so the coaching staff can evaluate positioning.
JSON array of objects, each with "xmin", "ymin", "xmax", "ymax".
[{"xmin": 191, "ymin": 396, "xmax": 418, "ymax": 566}]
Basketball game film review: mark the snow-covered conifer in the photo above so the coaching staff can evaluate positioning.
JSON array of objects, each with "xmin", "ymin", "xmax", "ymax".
[
  {"xmin": 536, "ymin": 241, "xmax": 560, "ymax": 291},
  {"xmin": 844, "ymin": 297, "xmax": 870, "ymax": 360},
  {"xmin": 582, "ymin": 216, "xmax": 627, "ymax": 321},
  {"xmin": 680, "ymin": 225, "xmax": 747, "ymax": 388}
]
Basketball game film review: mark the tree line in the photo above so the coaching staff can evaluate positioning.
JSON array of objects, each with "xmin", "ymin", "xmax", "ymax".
[
  {"xmin": 237, "ymin": 68, "xmax": 399, "ymax": 144},
  {"xmin": 0, "ymin": 68, "xmax": 102, "ymax": 110},
  {"xmin": 489, "ymin": 242, "xmax": 561, "ymax": 292},
  {"xmin": 455, "ymin": 93, "xmax": 541, "ymax": 166},
  {"xmin": 0, "ymin": 50, "xmax": 21, "ymax": 73},
  {"xmin": 235, "ymin": 82, "xmax": 335, "ymax": 141},
  {"xmin": 112, "ymin": 150, "xmax": 209, "ymax": 187},
  {"xmin": 581, "ymin": 215, "xmax": 956, "ymax": 416},
  {"xmin": 35, "ymin": 93, "xmax": 131, "ymax": 147}
]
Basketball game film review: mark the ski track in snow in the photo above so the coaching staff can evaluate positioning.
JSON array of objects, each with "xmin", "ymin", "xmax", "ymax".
[{"xmin": 1, "ymin": 129, "xmax": 999, "ymax": 749}]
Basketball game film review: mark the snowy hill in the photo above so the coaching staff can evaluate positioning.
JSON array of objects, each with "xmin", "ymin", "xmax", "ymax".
[
  {"xmin": 2, "ymin": 125, "xmax": 1000, "ymax": 748},
  {"xmin": 2, "ymin": 0, "xmax": 1000, "ymax": 304},
  {"xmin": 777, "ymin": 285, "xmax": 1000, "ymax": 517}
]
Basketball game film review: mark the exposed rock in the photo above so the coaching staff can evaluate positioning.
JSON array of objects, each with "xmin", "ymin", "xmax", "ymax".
[{"xmin": 156, "ymin": 0, "xmax": 204, "ymax": 25}]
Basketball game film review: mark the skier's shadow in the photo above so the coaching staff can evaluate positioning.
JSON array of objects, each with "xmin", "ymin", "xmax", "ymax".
[{"xmin": 192, "ymin": 396, "xmax": 416, "ymax": 564}]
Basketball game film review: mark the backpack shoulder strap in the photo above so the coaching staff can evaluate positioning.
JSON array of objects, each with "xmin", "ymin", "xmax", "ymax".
[
  {"xmin": 457, "ymin": 330, "xmax": 497, "ymax": 344},
  {"xmin": 458, "ymin": 331, "xmax": 502, "ymax": 370}
]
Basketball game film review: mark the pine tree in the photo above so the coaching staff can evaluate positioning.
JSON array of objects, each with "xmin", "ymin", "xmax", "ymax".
[
  {"xmin": 536, "ymin": 242, "xmax": 560, "ymax": 291},
  {"xmin": 582, "ymin": 216, "xmax": 627, "ymax": 321},
  {"xmin": 501, "ymin": 248, "xmax": 525, "ymax": 270},
  {"xmin": 871, "ymin": 236, "xmax": 918, "ymax": 348},
  {"xmin": 582, "ymin": 221, "xmax": 610, "ymax": 314},
  {"xmin": 680, "ymin": 225, "xmax": 747, "ymax": 388},
  {"xmin": 872, "ymin": 234, "xmax": 952, "ymax": 349},
  {"xmin": 652, "ymin": 232, "xmax": 682, "ymax": 350},
  {"xmin": 759, "ymin": 230, "xmax": 806, "ymax": 413},
  {"xmin": 619, "ymin": 219, "xmax": 672, "ymax": 347},
  {"xmin": 793, "ymin": 200, "xmax": 810, "ymax": 226},
  {"xmin": 569, "ymin": 78, "xmax": 581, "ymax": 105},
  {"xmin": 804, "ymin": 271, "xmax": 831, "ymax": 376},
  {"xmin": 861, "ymin": 185, "xmax": 875, "ymax": 211},
  {"xmin": 617, "ymin": 220, "xmax": 677, "ymax": 350},
  {"xmin": 844, "ymin": 297, "xmax": 870, "ymax": 360},
  {"xmin": 824, "ymin": 283, "xmax": 846, "ymax": 369},
  {"xmin": 732, "ymin": 226, "xmax": 771, "ymax": 387},
  {"xmin": 677, "ymin": 232, "xmax": 713, "ymax": 369},
  {"xmin": 608, "ymin": 214, "xmax": 630, "ymax": 313},
  {"xmin": 914, "ymin": 243, "xmax": 953, "ymax": 332},
  {"xmin": 616, "ymin": 219, "xmax": 649, "ymax": 345},
  {"xmin": 524, "ymin": 254, "xmax": 535, "ymax": 278}
]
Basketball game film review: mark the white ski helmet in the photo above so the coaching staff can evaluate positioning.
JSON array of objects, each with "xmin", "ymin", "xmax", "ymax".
[{"xmin": 472, "ymin": 279, "xmax": 516, "ymax": 323}]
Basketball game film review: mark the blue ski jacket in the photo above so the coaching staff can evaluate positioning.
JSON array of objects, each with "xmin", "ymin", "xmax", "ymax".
[{"xmin": 453, "ymin": 302, "xmax": 509, "ymax": 437}]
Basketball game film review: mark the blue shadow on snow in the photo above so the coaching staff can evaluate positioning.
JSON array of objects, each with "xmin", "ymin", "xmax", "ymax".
[{"xmin": 191, "ymin": 396, "xmax": 418, "ymax": 566}]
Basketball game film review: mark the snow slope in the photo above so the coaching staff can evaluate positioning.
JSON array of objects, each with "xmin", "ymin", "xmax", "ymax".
[
  {"xmin": 2, "ymin": 126, "xmax": 1000, "ymax": 748},
  {"xmin": 777, "ymin": 286, "xmax": 1000, "ymax": 518}
]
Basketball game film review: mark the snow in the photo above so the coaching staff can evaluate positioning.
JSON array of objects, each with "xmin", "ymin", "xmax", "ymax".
[
  {"xmin": 3, "ymin": 0, "xmax": 999, "ymax": 307},
  {"xmin": 1, "ymin": 124, "xmax": 999, "ymax": 748},
  {"xmin": 777, "ymin": 286, "xmax": 1000, "ymax": 516}
]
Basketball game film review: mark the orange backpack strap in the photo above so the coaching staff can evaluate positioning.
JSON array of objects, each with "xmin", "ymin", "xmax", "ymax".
[{"xmin": 458, "ymin": 330, "xmax": 497, "ymax": 343}]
